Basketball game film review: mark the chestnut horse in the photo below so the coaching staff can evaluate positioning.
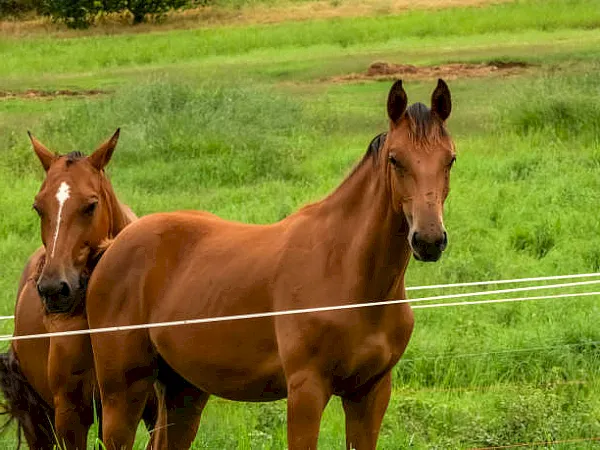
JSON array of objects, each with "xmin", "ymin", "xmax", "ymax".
[
  {"xmin": 0, "ymin": 130, "xmax": 157, "ymax": 449},
  {"xmin": 86, "ymin": 79, "xmax": 455, "ymax": 449}
]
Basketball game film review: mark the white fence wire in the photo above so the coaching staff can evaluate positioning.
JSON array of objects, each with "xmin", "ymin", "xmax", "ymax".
[{"xmin": 0, "ymin": 277, "xmax": 598, "ymax": 342}]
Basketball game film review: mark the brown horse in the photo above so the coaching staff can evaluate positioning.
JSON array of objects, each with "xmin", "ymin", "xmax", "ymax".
[
  {"xmin": 86, "ymin": 79, "xmax": 455, "ymax": 449},
  {"xmin": 0, "ymin": 130, "xmax": 157, "ymax": 449}
]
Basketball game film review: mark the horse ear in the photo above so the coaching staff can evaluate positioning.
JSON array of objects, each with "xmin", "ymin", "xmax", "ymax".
[
  {"xmin": 387, "ymin": 79, "xmax": 408, "ymax": 124},
  {"xmin": 431, "ymin": 78, "xmax": 452, "ymax": 121},
  {"xmin": 28, "ymin": 132, "xmax": 56, "ymax": 172},
  {"xmin": 88, "ymin": 128, "xmax": 120, "ymax": 171}
]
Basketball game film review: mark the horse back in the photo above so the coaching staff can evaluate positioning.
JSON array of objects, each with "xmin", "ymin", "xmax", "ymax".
[{"xmin": 87, "ymin": 211, "xmax": 284, "ymax": 324}]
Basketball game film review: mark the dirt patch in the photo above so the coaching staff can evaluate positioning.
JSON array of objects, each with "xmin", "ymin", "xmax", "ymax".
[
  {"xmin": 333, "ymin": 60, "xmax": 532, "ymax": 83},
  {"xmin": 0, "ymin": 89, "xmax": 107, "ymax": 99}
]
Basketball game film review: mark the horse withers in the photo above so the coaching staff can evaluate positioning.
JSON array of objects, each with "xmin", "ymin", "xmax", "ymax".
[
  {"xmin": 87, "ymin": 79, "xmax": 456, "ymax": 449},
  {"xmin": 0, "ymin": 131, "xmax": 157, "ymax": 449}
]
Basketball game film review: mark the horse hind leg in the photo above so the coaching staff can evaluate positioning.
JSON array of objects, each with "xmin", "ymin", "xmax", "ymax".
[
  {"xmin": 141, "ymin": 383, "xmax": 160, "ymax": 437},
  {"xmin": 147, "ymin": 358, "xmax": 207, "ymax": 449}
]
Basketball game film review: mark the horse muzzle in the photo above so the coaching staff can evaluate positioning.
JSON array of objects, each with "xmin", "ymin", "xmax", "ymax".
[
  {"xmin": 37, "ymin": 276, "xmax": 86, "ymax": 315},
  {"xmin": 410, "ymin": 230, "xmax": 448, "ymax": 262}
]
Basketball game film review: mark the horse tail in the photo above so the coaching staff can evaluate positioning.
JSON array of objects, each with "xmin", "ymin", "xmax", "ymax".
[{"xmin": 0, "ymin": 349, "xmax": 55, "ymax": 449}]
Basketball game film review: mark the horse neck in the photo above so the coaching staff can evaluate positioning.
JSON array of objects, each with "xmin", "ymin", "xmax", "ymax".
[
  {"xmin": 311, "ymin": 156, "xmax": 412, "ymax": 300},
  {"xmin": 99, "ymin": 174, "xmax": 134, "ymax": 238}
]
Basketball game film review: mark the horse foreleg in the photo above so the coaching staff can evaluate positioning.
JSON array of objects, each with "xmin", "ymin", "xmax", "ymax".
[
  {"xmin": 54, "ymin": 384, "xmax": 94, "ymax": 450},
  {"xmin": 101, "ymin": 376, "xmax": 155, "ymax": 450},
  {"xmin": 342, "ymin": 372, "xmax": 392, "ymax": 450},
  {"xmin": 286, "ymin": 370, "xmax": 331, "ymax": 450},
  {"xmin": 48, "ymin": 333, "xmax": 95, "ymax": 450},
  {"xmin": 94, "ymin": 332, "xmax": 156, "ymax": 450}
]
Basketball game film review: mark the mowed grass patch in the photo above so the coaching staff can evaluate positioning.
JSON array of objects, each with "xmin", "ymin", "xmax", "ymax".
[{"xmin": 1, "ymin": 0, "xmax": 599, "ymax": 82}]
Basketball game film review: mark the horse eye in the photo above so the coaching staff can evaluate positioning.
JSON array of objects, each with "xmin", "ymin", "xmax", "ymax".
[
  {"xmin": 83, "ymin": 201, "xmax": 98, "ymax": 216},
  {"xmin": 388, "ymin": 155, "xmax": 405, "ymax": 171}
]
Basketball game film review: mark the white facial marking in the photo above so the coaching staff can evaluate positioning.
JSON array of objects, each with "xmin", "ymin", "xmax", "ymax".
[{"xmin": 50, "ymin": 181, "xmax": 71, "ymax": 258}]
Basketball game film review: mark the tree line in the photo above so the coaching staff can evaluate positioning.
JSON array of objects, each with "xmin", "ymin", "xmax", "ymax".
[{"xmin": 0, "ymin": 0, "xmax": 207, "ymax": 28}]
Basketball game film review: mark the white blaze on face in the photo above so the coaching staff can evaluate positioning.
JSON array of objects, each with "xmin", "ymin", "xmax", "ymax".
[{"xmin": 50, "ymin": 181, "xmax": 71, "ymax": 258}]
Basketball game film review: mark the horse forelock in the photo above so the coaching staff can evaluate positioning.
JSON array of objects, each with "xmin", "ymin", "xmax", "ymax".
[
  {"xmin": 64, "ymin": 151, "xmax": 86, "ymax": 167},
  {"xmin": 405, "ymin": 102, "xmax": 448, "ymax": 146}
]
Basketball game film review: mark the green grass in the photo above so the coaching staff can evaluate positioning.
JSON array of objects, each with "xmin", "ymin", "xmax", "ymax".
[{"xmin": 1, "ymin": 0, "xmax": 600, "ymax": 448}]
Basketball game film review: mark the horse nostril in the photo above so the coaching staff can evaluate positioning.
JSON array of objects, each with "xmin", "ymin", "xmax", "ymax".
[
  {"xmin": 59, "ymin": 281, "xmax": 71, "ymax": 297},
  {"xmin": 434, "ymin": 233, "xmax": 447, "ymax": 250},
  {"xmin": 36, "ymin": 279, "xmax": 71, "ymax": 299},
  {"xmin": 411, "ymin": 232, "xmax": 420, "ymax": 249},
  {"xmin": 36, "ymin": 282, "xmax": 45, "ymax": 298},
  {"xmin": 439, "ymin": 231, "xmax": 448, "ymax": 248}
]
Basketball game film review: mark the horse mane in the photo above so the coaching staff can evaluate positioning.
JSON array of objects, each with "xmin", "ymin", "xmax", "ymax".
[
  {"xmin": 98, "ymin": 174, "xmax": 136, "ymax": 237},
  {"xmin": 94, "ymin": 238, "xmax": 115, "ymax": 260},
  {"xmin": 293, "ymin": 105, "xmax": 449, "ymax": 217}
]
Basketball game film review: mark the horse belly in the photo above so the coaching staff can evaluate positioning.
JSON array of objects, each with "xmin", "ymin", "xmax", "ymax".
[{"xmin": 151, "ymin": 320, "xmax": 287, "ymax": 402}]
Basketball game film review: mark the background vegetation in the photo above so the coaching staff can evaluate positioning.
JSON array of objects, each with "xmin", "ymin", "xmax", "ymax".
[
  {"xmin": 1, "ymin": 0, "xmax": 190, "ymax": 26},
  {"xmin": 1, "ymin": 0, "xmax": 600, "ymax": 448}
]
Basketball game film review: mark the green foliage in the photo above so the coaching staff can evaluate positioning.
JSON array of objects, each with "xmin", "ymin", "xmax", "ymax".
[
  {"xmin": 0, "ymin": 0, "xmax": 37, "ymax": 18},
  {"xmin": 38, "ymin": 0, "xmax": 188, "ymax": 28},
  {"xmin": 38, "ymin": 0, "xmax": 102, "ymax": 28}
]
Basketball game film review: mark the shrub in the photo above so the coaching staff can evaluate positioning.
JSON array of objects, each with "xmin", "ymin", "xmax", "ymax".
[
  {"xmin": 39, "ymin": 0, "xmax": 189, "ymax": 28},
  {"xmin": 0, "ymin": 0, "xmax": 37, "ymax": 18},
  {"xmin": 38, "ymin": 0, "xmax": 101, "ymax": 28}
]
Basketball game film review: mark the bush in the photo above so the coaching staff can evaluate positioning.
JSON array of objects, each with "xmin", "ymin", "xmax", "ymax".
[
  {"xmin": 39, "ymin": 0, "xmax": 189, "ymax": 28},
  {"xmin": 38, "ymin": 0, "xmax": 101, "ymax": 28},
  {"xmin": 0, "ymin": 0, "xmax": 37, "ymax": 18}
]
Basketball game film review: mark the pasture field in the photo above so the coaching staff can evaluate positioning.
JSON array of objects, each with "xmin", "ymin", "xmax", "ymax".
[{"xmin": 1, "ymin": 0, "xmax": 600, "ymax": 448}]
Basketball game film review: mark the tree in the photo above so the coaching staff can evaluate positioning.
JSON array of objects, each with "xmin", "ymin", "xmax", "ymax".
[
  {"xmin": 37, "ymin": 0, "xmax": 189, "ymax": 28},
  {"xmin": 38, "ymin": 0, "xmax": 102, "ymax": 29},
  {"xmin": 0, "ymin": 0, "xmax": 37, "ymax": 18}
]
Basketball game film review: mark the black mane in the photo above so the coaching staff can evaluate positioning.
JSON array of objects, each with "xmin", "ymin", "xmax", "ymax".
[{"xmin": 64, "ymin": 151, "xmax": 86, "ymax": 166}]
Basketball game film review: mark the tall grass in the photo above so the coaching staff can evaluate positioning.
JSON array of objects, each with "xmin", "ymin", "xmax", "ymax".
[{"xmin": 2, "ymin": 82, "xmax": 324, "ymax": 188}]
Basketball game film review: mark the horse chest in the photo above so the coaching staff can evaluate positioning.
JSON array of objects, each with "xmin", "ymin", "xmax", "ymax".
[
  {"xmin": 323, "ymin": 331, "xmax": 393, "ymax": 396},
  {"xmin": 285, "ymin": 312, "xmax": 410, "ymax": 394}
]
